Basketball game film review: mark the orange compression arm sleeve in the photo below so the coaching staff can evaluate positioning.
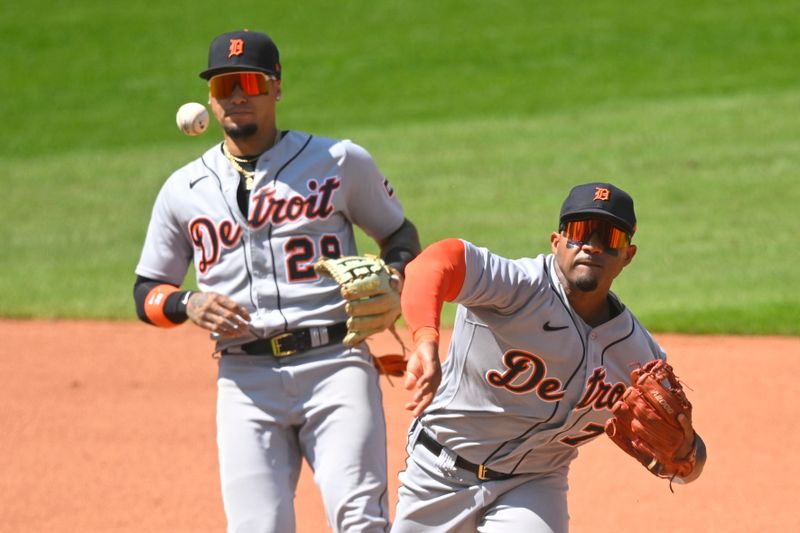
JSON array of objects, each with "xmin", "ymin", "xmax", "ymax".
[{"xmin": 401, "ymin": 238, "xmax": 467, "ymax": 344}]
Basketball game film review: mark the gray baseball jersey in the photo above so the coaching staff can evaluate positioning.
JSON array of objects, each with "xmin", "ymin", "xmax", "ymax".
[
  {"xmin": 421, "ymin": 240, "xmax": 666, "ymax": 474},
  {"xmin": 136, "ymin": 131, "xmax": 404, "ymax": 349}
]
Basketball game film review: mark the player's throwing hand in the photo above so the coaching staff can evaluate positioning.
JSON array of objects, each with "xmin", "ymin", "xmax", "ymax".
[{"xmin": 404, "ymin": 339, "xmax": 441, "ymax": 417}]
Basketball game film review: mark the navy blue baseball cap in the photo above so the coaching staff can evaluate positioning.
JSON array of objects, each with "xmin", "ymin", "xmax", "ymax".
[
  {"xmin": 559, "ymin": 182, "xmax": 637, "ymax": 235},
  {"xmin": 199, "ymin": 30, "xmax": 281, "ymax": 80}
]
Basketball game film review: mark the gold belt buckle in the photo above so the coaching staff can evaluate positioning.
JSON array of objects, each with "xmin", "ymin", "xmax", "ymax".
[
  {"xmin": 477, "ymin": 464, "xmax": 489, "ymax": 481},
  {"xmin": 270, "ymin": 332, "xmax": 297, "ymax": 357}
]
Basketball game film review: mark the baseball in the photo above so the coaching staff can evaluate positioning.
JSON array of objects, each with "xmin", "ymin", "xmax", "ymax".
[{"xmin": 176, "ymin": 102, "xmax": 209, "ymax": 136}]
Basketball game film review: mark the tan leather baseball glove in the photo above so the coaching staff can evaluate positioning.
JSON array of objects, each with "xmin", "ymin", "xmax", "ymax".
[
  {"xmin": 314, "ymin": 255, "xmax": 402, "ymax": 347},
  {"xmin": 604, "ymin": 359, "xmax": 696, "ymax": 479}
]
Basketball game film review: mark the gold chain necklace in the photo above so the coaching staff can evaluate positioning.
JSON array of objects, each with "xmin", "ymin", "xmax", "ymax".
[
  {"xmin": 222, "ymin": 131, "xmax": 283, "ymax": 191},
  {"xmin": 222, "ymin": 142, "xmax": 257, "ymax": 190}
]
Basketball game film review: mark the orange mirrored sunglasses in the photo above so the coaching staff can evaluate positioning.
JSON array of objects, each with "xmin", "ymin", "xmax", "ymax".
[
  {"xmin": 562, "ymin": 219, "xmax": 631, "ymax": 250},
  {"xmin": 209, "ymin": 72, "xmax": 271, "ymax": 98}
]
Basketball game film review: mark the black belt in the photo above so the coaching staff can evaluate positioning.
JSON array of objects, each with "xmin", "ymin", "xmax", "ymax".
[
  {"xmin": 414, "ymin": 425, "xmax": 514, "ymax": 481},
  {"xmin": 222, "ymin": 323, "xmax": 348, "ymax": 357}
]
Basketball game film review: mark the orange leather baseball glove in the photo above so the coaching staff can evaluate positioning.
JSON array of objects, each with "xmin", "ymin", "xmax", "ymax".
[{"xmin": 604, "ymin": 359, "xmax": 696, "ymax": 479}]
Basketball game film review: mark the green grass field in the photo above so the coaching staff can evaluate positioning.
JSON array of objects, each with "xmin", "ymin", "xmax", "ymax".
[{"xmin": 1, "ymin": 0, "xmax": 798, "ymax": 334}]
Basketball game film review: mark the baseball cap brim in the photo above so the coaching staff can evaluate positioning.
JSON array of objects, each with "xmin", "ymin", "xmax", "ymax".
[
  {"xmin": 199, "ymin": 65, "xmax": 279, "ymax": 80},
  {"xmin": 560, "ymin": 209, "xmax": 635, "ymax": 234}
]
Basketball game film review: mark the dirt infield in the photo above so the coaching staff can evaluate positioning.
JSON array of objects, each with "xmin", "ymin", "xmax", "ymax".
[{"xmin": 1, "ymin": 320, "xmax": 798, "ymax": 532}]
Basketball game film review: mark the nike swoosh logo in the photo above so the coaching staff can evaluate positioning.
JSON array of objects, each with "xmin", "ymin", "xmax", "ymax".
[
  {"xmin": 543, "ymin": 321, "xmax": 569, "ymax": 331},
  {"xmin": 190, "ymin": 176, "xmax": 209, "ymax": 188}
]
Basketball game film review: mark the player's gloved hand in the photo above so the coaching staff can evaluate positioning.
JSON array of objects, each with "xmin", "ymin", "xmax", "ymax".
[
  {"xmin": 314, "ymin": 255, "xmax": 402, "ymax": 346},
  {"xmin": 404, "ymin": 334, "xmax": 442, "ymax": 417},
  {"xmin": 186, "ymin": 292, "xmax": 251, "ymax": 338},
  {"xmin": 604, "ymin": 359, "xmax": 696, "ymax": 480}
]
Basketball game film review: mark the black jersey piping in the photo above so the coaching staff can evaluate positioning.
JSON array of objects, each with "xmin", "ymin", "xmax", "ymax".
[
  {"xmin": 266, "ymin": 133, "xmax": 314, "ymax": 332},
  {"xmin": 202, "ymin": 153, "xmax": 258, "ymax": 310},
  {"xmin": 545, "ymin": 405, "xmax": 594, "ymax": 445},
  {"xmin": 600, "ymin": 318, "xmax": 636, "ymax": 366}
]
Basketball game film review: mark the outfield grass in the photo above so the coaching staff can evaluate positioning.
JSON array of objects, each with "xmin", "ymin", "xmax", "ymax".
[{"xmin": 1, "ymin": 1, "xmax": 798, "ymax": 334}]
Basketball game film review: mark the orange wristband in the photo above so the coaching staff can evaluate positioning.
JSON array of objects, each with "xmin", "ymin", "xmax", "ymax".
[
  {"xmin": 144, "ymin": 284, "xmax": 181, "ymax": 328},
  {"xmin": 413, "ymin": 326, "xmax": 440, "ymax": 345}
]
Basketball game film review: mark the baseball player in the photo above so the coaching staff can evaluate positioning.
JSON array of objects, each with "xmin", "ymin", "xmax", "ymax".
[
  {"xmin": 394, "ymin": 183, "xmax": 707, "ymax": 532},
  {"xmin": 132, "ymin": 30, "xmax": 420, "ymax": 532}
]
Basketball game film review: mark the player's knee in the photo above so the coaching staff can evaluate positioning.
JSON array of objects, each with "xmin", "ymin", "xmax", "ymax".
[{"xmin": 221, "ymin": 473, "xmax": 295, "ymax": 533}]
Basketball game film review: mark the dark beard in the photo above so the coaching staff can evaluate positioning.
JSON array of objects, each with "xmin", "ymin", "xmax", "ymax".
[
  {"xmin": 224, "ymin": 123, "xmax": 258, "ymax": 139},
  {"xmin": 575, "ymin": 275, "xmax": 599, "ymax": 292}
]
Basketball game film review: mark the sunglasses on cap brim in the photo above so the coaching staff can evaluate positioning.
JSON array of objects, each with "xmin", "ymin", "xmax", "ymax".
[
  {"xmin": 209, "ymin": 72, "xmax": 272, "ymax": 99},
  {"xmin": 560, "ymin": 219, "xmax": 632, "ymax": 250}
]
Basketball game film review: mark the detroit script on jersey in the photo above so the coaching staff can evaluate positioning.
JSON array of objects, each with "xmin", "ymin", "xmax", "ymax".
[
  {"xmin": 420, "ymin": 241, "xmax": 666, "ymax": 476},
  {"xmin": 187, "ymin": 175, "xmax": 342, "ymax": 274}
]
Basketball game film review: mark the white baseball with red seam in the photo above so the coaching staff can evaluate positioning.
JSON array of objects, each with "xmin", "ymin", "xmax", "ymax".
[{"xmin": 176, "ymin": 102, "xmax": 209, "ymax": 136}]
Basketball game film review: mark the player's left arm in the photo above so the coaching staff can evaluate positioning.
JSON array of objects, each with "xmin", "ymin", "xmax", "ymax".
[
  {"xmin": 676, "ymin": 417, "xmax": 707, "ymax": 483},
  {"xmin": 377, "ymin": 218, "xmax": 422, "ymax": 277},
  {"xmin": 321, "ymin": 142, "xmax": 422, "ymax": 344},
  {"xmin": 321, "ymin": 218, "xmax": 419, "ymax": 346}
]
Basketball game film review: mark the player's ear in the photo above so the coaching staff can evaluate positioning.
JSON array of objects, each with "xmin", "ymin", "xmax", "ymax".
[
  {"xmin": 550, "ymin": 231, "xmax": 561, "ymax": 253},
  {"xmin": 622, "ymin": 244, "xmax": 637, "ymax": 266}
]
